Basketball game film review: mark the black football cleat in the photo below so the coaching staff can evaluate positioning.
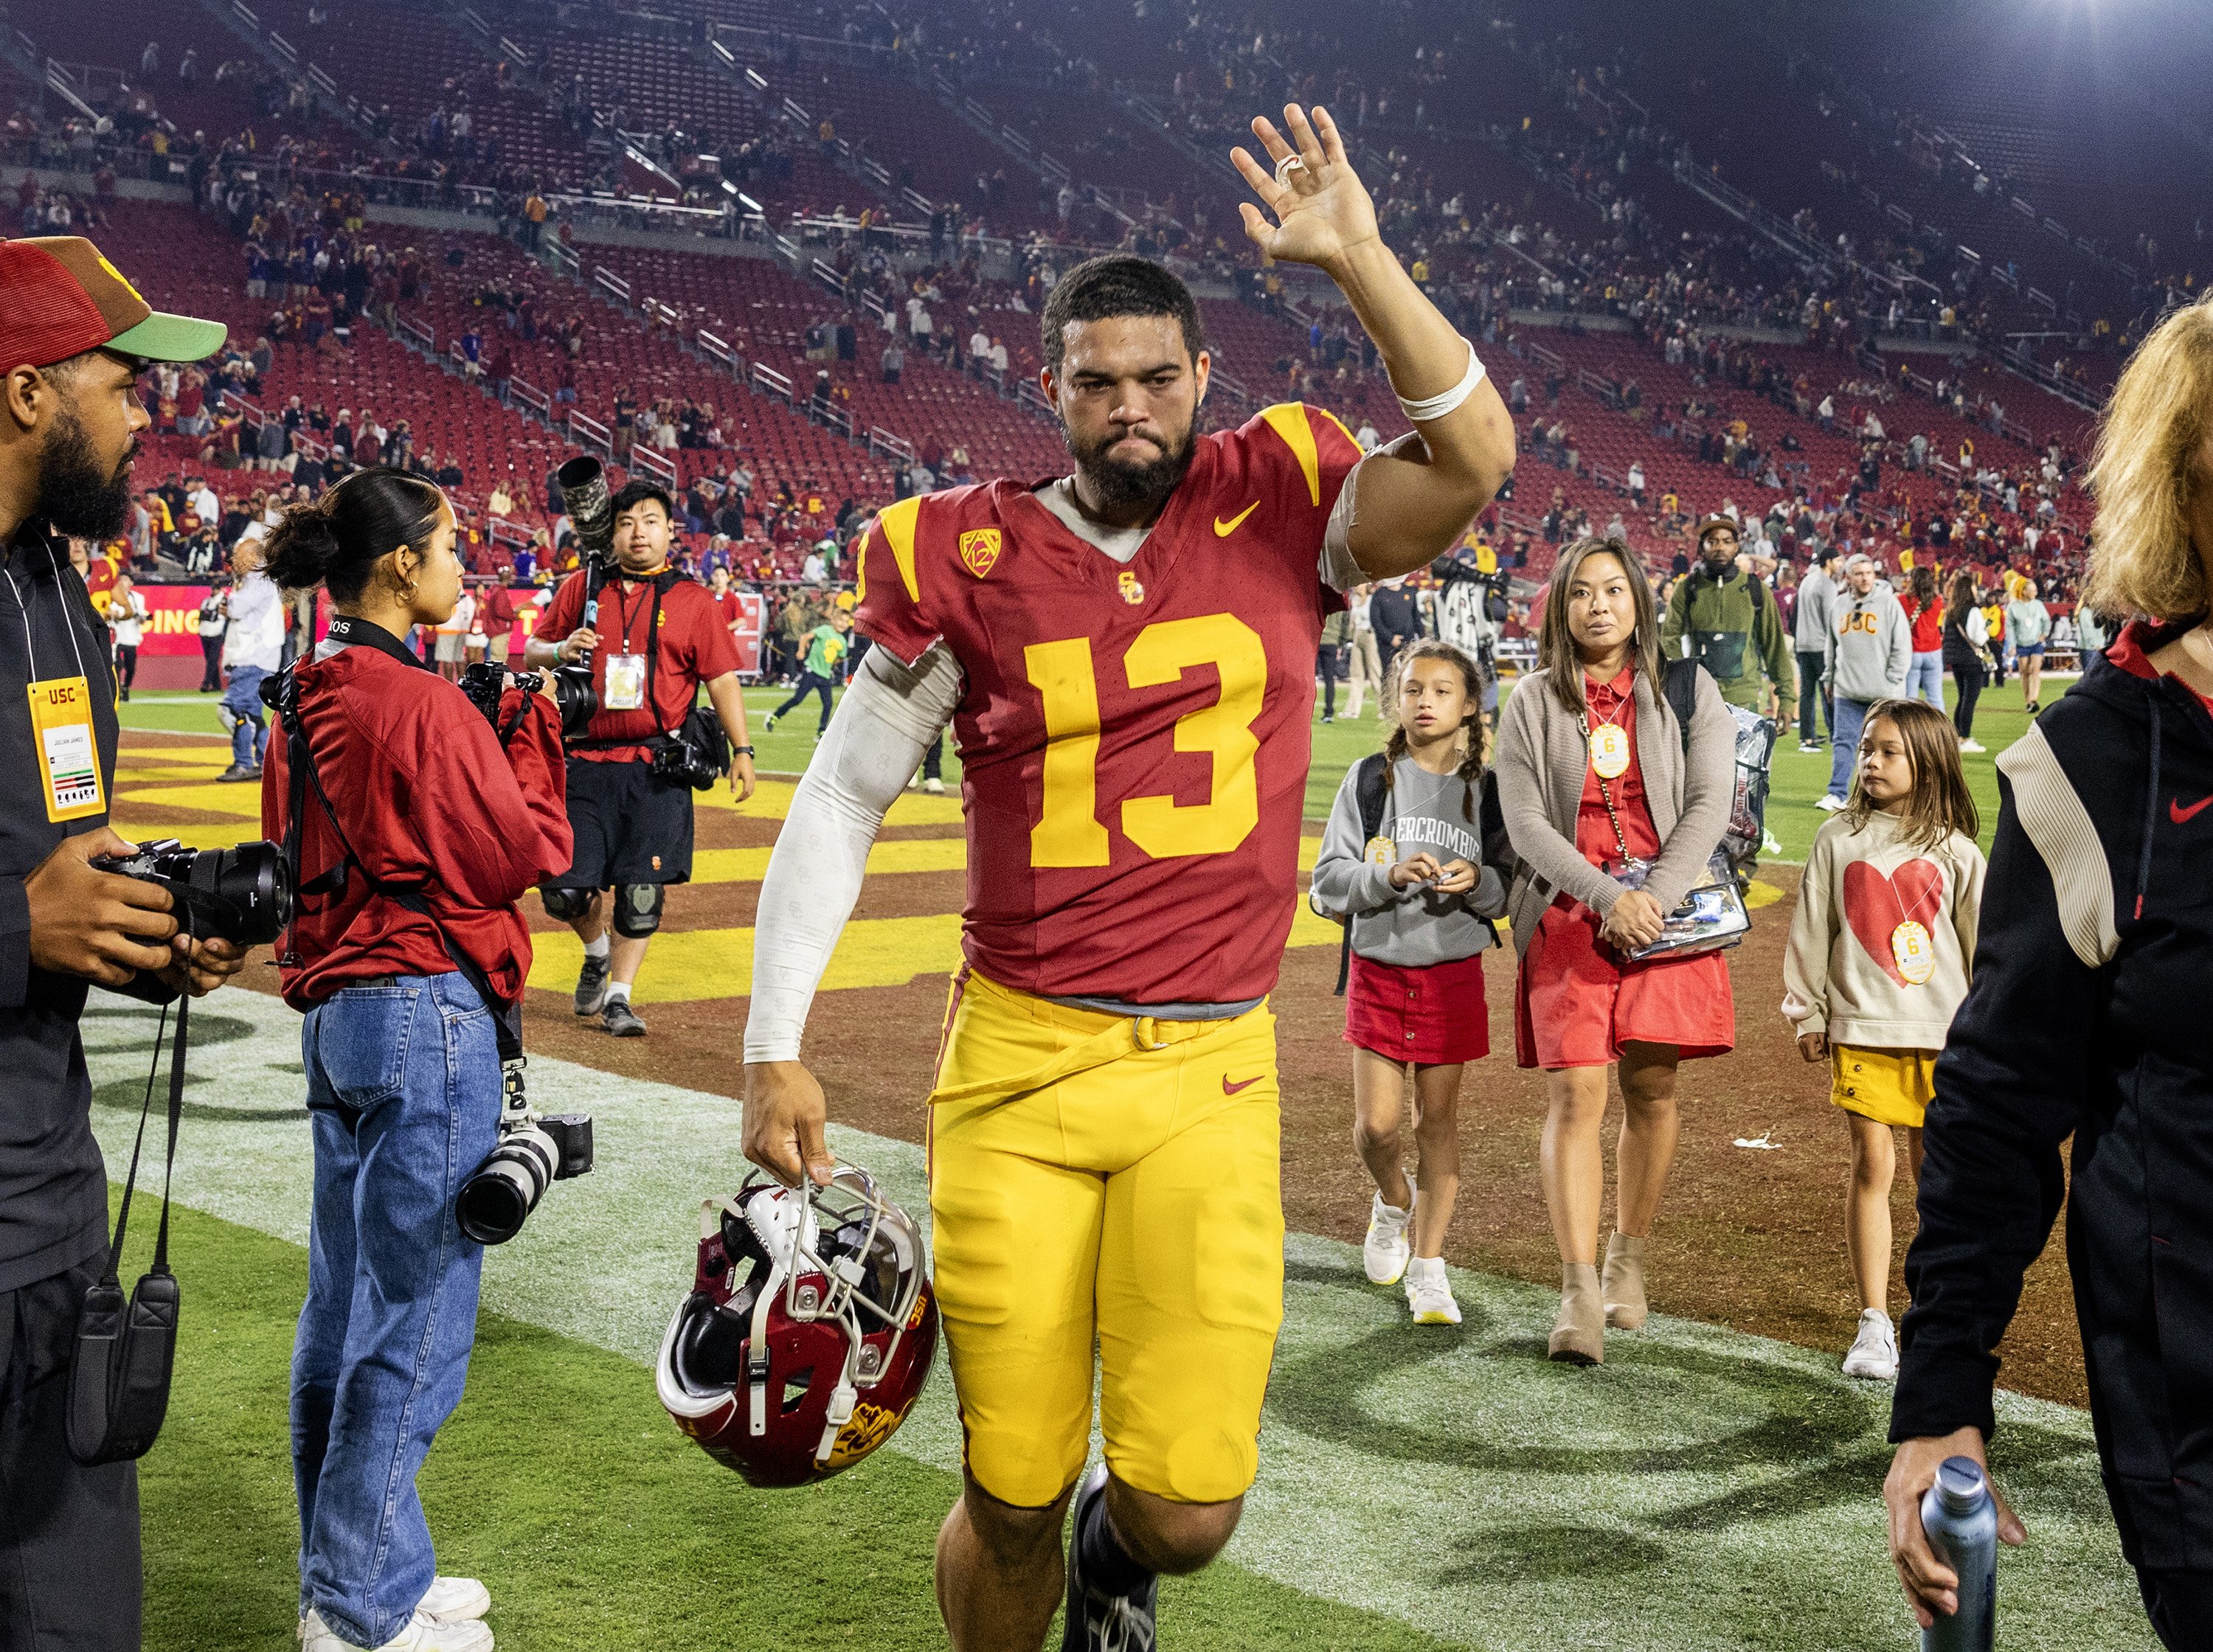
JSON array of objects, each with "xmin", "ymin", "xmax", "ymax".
[{"xmin": 1061, "ymin": 1465, "xmax": 1157, "ymax": 1652}]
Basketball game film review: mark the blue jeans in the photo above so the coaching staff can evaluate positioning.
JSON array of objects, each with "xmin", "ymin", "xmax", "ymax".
[
  {"xmin": 223, "ymin": 663, "xmax": 269, "ymax": 768},
  {"xmin": 1905, "ymin": 650, "xmax": 1944, "ymax": 709},
  {"xmin": 292, "ymin": 973, "xmax": 502, "ymax": 1647},
  {"xmin": 1828, "ymin": 695, "xmax": 1871, "ymax": 800}
]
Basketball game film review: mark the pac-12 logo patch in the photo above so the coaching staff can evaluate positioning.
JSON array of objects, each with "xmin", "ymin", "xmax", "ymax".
[
  {"xmin": 1118, "ymin": 570, "xmax": 1146, "ymax": 605},
  {"xmin": 958, "ymin": 528, "xmax": 1002, "ymax": 578}
]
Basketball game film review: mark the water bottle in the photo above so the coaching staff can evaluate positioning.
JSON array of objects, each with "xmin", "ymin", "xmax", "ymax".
[{"xmin": 1920, "ymin": 1456, "xmax": 1997, "ymax": 1651}]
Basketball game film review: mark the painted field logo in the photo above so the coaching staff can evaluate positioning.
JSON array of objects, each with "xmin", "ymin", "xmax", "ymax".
[{"xmin": 959, "ymin": 528, "xmax": 1002, "ymax": 579}]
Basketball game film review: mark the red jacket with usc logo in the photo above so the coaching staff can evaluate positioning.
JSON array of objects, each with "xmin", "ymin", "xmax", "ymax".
[{"xmin": 853, "ymin": 403, "xmax": 1361, "ymax": 1006}]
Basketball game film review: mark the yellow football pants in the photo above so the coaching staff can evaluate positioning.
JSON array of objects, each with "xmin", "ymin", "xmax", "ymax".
[{"xmin": 926, "ymin": 970, "xmax": 1285, "ymax": 1507}]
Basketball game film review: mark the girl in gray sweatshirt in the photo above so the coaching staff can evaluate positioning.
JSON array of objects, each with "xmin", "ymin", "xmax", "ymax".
[{"xmin": 1312, "ymin": 641, "xmax": 1507, "ymax": 1330}]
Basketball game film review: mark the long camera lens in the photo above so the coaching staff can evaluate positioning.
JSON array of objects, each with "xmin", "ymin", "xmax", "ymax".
[{"xmin": 457, "ymin": 1121, "xmax": 561, "ymax": 1246}]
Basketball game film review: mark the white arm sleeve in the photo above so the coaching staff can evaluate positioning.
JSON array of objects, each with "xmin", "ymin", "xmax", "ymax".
[{"xmin": 742, "ymin": 642, "xmax": 963, "ymax": 1063}]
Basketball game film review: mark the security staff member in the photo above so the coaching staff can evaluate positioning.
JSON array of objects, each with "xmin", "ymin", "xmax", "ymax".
[
  {"xmin": 0, "ymin": 235, "xmax": 248, "ymax": 1649},
  {"xmin": 527, "ymin": 481, "xmax": 756, "ymax": 1036}
]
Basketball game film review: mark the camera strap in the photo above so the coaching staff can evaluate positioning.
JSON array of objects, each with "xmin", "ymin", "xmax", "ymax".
[
  {"xmin": 267, "ymin": 660, "xmax": 526, "ymax": 1069},
  {"xmin": 66, "ymin": 995, "xmax": 187, "ymax": 1466}
]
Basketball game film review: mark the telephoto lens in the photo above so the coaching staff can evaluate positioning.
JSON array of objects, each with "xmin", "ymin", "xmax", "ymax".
[
  {"xmin": 455, "ymin": 1111, "xmax": 594, "ymax": 1245},
  {"xmin": 555, "ymin": 454, "xmax": 614, "ymax": 563}
]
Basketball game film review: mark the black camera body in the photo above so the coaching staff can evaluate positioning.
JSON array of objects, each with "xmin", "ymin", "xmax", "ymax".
[
  {"xmin": 457, "ymin": 662, "xmax": 596, "ymax": 741},
  {"xmin": 91, "ymin": 839, "xmax": 292, "ymax": 947},
  {"xmin": 651, "ymin": 707, "xmax": 731, "ymax": 792}
]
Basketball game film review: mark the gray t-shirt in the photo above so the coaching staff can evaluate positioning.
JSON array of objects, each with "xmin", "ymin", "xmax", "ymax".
[{"xmin": 1311, "ymin": 756, "xmax": 1507, "ymax": 967}]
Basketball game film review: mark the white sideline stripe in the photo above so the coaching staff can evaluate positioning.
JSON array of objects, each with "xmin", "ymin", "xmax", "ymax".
[{"xmin": 85, "ymin": 990, "xmax": 2153, "ymax": 1651}]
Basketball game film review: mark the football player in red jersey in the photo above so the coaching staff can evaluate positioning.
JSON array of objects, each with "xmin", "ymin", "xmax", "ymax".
[{"xmin": 742, "ymin": 105, "xmax": 1515, "ymax": 1652}]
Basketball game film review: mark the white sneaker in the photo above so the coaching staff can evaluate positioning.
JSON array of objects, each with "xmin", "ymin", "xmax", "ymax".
[
  {"xmin": 1959, "ymin": 738, "xmax": 1987, "ymax": 752},
  {"xmin": 1404, "ymin": 1256, "xmax": 1461, "ymax": 1325},
  {"xmin": 1814, "ymin": 794, "xmax": 1847, "ymax": 813},
  {"xmin": 419, "ymin": 1578, "xmax": 490, "ymax": 1625},
  {"xmin": 922, "ymin": 777, "xmax": 945, "ymax": 794},
  {"xmin": 302, "ymin": 1607, "xmax": 493, "ymax": 1652},
  {"xmin": 1362, "ymin": 1191, "xmax": 1412, "ymax": 1285},
  {"xmin": 1841, "ymin": 1308, "xmax": 1899, "ymax": 1381}
]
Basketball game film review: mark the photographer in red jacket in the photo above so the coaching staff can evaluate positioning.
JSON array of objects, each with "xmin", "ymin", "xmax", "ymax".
[{"xmin": 257, "ymin": 467, "xmax": 571, "ymax": 1652}]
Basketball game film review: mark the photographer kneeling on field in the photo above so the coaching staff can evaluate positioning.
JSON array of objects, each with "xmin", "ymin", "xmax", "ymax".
[
  {"xmin": 527, "ymin": 481, "xmax": 755, "ymax": 1038},
  {"xmin": 0, "ymin": 234, "xmax": 249, "ymax": 1651},
  {"xmin": 260, "ymin": 468, "xmax": 572, "ymax": 1652}
]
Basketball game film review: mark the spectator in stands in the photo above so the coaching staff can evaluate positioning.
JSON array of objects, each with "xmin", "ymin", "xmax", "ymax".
[
  {"xmin": 1662, "ymin": 518, "xmax": 1795, "ymax": 730},
  {"xmin": 880, "ymin": 339, "xmax": 904, "ymax": 384}
]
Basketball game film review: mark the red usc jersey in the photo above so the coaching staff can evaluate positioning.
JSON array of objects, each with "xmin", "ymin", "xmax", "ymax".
[{"xmin": 855, "ymin": 402, "xmax": 1363, "ymax": 1005}]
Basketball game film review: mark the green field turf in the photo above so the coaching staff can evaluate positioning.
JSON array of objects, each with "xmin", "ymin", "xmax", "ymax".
[
  {"xmin": 89, "ymin": 990, "xmax": 2153, "ymax": 1651},
  {"xmin": 120, "ymin": 670, "xmax": 2046, "ymax": 864}
]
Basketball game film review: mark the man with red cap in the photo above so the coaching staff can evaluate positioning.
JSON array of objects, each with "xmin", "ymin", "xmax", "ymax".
[{"xmin": 0, "ymin": 235, "xmax": 245, "ymax": 1650}]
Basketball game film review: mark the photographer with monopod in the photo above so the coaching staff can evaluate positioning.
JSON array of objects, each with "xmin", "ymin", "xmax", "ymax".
[
  {"xmin": 258, "ymin": 468, "xmax": 577, "ymax": 1652},
  {"xmin": 527, "ymin": 463, "xmax": 756, "ymax": 1038},
  {"xmin": 0, "ymin": 235, "xmax": 251, "ymax": 1650}
]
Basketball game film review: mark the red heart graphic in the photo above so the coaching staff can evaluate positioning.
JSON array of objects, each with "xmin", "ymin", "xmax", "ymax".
[{"xmin": 1841, "ymin": 858, "xmax": 1946, "ymax": 986}]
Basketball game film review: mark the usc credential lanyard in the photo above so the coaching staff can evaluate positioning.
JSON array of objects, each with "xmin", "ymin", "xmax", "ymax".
[{"xmin": 8, "ymin": 551, "xmax": 105, "ymax": 822}]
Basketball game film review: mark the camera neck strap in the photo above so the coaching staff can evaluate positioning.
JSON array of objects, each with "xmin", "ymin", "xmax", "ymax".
[
  {"xmin": 266, "ymin": 657, "xmax": 525, "ymax": 1066},
  {"xmin": 569, "ymin": 566, "xmax": 688, "ymax": 751},
  {"xmin": 108, "ymin": 993, "xmax": 186, "ymax": 1285}
]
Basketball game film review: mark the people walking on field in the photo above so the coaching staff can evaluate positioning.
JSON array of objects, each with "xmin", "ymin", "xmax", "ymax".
[
  {"xmin": 1346, "ymin": 580, "xmax": 1384, "ymax": 718},
  {"xmin": 1781, "ymin": 698, "xmax": 1984, "ymax": 1384},
  {"xmin": 1818, "ymin": 554, "xmax": 1911, "ymax": 811},
  {"xmin": 1495, "ymin": 537, "xmax": 1736, "ymax": 1367},
  {"xmin": 1940, "ymin": 571, "xmax": 1992, "ymax": 752},
  {"xmin": 1661, "ymin": 514, "xmax": 1796, "ymax": 731},
  {"xmin": 1312, "ymin": 641, "xmax": 1507, "ymax": 1328},
  {"xmin": 2007, "ymin": 575, "xmax": 2051, "ymax": 712},
  {"xmin": 1899, "ymin": 565, "xmax": 1946, "ymax": 710},
  {"xmin": 1793, "ymin": 544, "xmax": 1841, "ymax": 752}
]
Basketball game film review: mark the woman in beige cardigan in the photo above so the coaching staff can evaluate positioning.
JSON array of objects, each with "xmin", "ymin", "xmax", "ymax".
[{"xmin": 1495, "ymin": 538, "xmax": 1738, "ymax": 1364}]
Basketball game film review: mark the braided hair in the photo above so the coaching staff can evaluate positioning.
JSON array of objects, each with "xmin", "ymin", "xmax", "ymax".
[{"xmin": 1379, "ymin": 637, "xmax": 1489, "ymax": 822}]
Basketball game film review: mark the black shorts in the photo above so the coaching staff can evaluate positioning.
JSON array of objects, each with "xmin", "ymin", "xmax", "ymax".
[{"xmin": 551, "ymin": 757, "xmax": 693, "ymax": 888}]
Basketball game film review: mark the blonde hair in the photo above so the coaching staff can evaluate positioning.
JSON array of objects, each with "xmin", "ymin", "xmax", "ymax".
[
  {"xmin": 1843, "ymin": 698, "xmax": 1979, "ymax": 852},
  {"xmin": 2083, "ymin": 288, "xmax": 2213, "ymax": 620}
]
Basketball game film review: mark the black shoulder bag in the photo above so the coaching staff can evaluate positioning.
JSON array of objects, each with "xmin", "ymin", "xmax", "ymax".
[{"xmin": 67, "ymin": 997, "xmax": 188, "ymax": 1465}]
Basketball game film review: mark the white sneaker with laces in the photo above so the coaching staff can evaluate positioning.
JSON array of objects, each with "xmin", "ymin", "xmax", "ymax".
[
  {"xmin": 922, "ymin": 777, "xmax": 945, "ymax": 794},
  {"xmin": 301, "ymin": 1607, "xmax": 493, "ymax": 1652},
  {"xmin": 1361, "ymin": 1191, "xmax": 1412, "ymax": 1285},
  {"xmin": 1404, "ymin": 1257, "xmax": 1461, "ymax": 1325},
  {"xmin": 1814, "ymin": 794, "xmax": 1848, "ymax": 813},
  {"xmin": 1959, "ymin": 738, "xmax": 1987, "ymax": 752},
  {"xmin": 418, "ymin": 1578, "xmax": 490, "ymax": 1625},
  {"xmin": 1841, "ymin": 1308, "xmax": 1899, "ymax": 1381}
]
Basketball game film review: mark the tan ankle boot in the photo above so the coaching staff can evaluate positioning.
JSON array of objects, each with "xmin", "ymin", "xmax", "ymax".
[
  {"xmin": 1549, "ymin": 1263, "xmax": 1604, "ymax": 1365},
  {"xmin": 1603, "ymin": 1232, "xmax": 1648, "ymax": 1331}
]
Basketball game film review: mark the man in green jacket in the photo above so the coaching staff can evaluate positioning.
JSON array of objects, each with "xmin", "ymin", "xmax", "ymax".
[{"xmin": 1660, "ymin": 516, "xmax": 1796, "ymax": 726}]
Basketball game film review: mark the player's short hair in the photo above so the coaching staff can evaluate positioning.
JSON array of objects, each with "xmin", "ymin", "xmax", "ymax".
[
  {"xmin": 612, "ymin": 479, "xmax": 673, "ymax": 520},
  {"xmin": 1041, "ymin": 255, "xmax": 1206, "ymax": 378}
]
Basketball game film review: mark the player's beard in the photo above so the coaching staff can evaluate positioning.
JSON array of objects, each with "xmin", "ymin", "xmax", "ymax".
[
  {"xmin": 38, "ymin": 403, "xmax": 137, "ymax": 543},
  {"xmin": 1065, "ymin": 420, "xmax": 1199, "ymax": 516}
]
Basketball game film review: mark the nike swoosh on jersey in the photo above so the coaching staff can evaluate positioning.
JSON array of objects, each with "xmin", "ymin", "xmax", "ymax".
[
  {"xmin": 1213, "ymin": 502, "xmax": 1260, "ymax": 537},
  {"xmin": 1222, "ymin": 1074, "xmax": 1262, "ymax": 1094},
  {"xmin": 2172, "ymin": 794, "xmax": 2213, "ymax": 825}
]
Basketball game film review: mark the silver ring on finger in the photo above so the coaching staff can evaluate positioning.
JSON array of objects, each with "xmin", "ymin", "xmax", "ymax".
[{"xmin": 1274, "ymin": 153, "xmax": 1306, "ymax": 187}]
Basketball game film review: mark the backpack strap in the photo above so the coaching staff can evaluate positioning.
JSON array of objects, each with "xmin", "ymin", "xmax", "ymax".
[
  {"xmin": 1336, "ymin": 752, "xmax": 1393, "ymax": 996},
  {"xmin": 1663, "ymin": 658, "xmax": 1700, "ymax": 754}
]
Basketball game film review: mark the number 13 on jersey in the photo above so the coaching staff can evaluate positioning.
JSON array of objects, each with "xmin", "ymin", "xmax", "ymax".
[{"xmin": 1024, "ymin": 614, "xmax": 1269, "ymax": 868}]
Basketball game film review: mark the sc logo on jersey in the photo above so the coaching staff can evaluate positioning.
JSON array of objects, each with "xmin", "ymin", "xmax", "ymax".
[{"xmin": 959, "ymin": 529, "xmax": 1002, "ymax": 579}]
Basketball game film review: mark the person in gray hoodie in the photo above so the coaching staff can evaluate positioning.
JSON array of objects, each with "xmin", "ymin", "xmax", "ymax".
[
  {"xmin": 1312, "ymin": 639, "xmax": 1508, "ymax": 1330},
  {"xmin": 1793, "ymin": 546, "xmax": 1842, "ymax": 752},
  {"xmin": 1820, "ymin": 553, "xmax": 1912, "ymax": 808}
]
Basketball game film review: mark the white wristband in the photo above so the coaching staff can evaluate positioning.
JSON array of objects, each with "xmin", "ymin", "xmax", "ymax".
[{"xmin": 1393, "ymin": 336, "xmax": 1486, "ymax": 423}]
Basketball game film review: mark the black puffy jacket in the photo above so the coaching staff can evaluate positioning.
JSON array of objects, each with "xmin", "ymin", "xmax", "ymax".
[{"xmin": 1894, "ymin": 620, "xmax": 2213, "ymax": 1572}]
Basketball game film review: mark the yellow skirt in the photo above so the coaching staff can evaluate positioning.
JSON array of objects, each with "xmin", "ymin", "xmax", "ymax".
[{"xmin": 1830, "ymin": 1045, "xmax": 1938, "ymax": 1130}]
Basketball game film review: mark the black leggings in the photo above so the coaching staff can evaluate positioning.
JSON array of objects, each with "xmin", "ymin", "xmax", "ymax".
[
  {"xmin": 773, "ymin": 671, "xmax": 835, "ymax": 731},
  {"xmin": 114, "ymin": 645, "xmax": 137, "ymax": 693},
  {"xmin": 1950, "ymin": 658, "xmax": 1984, "ymax": 740}
]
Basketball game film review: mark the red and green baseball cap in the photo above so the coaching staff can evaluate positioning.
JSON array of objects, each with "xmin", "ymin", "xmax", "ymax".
[{"xmin": 0, "ymin": 235, "xmax": 226, "ymax": 370}]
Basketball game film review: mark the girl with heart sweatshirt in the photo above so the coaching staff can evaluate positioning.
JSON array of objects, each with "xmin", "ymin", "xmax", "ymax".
[{"xmin": 1781, "ymin": 697, "xmax": 1986, "ymax": 1384}]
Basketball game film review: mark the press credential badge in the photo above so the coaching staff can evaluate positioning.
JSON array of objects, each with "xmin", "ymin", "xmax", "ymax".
[
  {"xmin": 27, "ymin": 675, "xmax": 104, "ymax": 822},
  {"xmin": 603, "ymin": 652, "xmax": 648, "ymax": 712}
]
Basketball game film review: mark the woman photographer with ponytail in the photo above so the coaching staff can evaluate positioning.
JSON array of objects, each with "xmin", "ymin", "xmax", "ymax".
[{"xmin": 259, "ymin": 467, "xmax": 571, "ymax": 1652}]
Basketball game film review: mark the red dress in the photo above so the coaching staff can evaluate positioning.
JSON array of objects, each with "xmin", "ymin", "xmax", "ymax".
[{"xmin": 1513, "ymin": 667, "xmax": 1736, "ymax": 1069}]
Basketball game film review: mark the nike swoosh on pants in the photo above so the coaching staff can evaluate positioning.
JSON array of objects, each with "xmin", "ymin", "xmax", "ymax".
[{"xmin": 2172, "ymin": 795, "xmax": 2213, "ymax": 825}]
